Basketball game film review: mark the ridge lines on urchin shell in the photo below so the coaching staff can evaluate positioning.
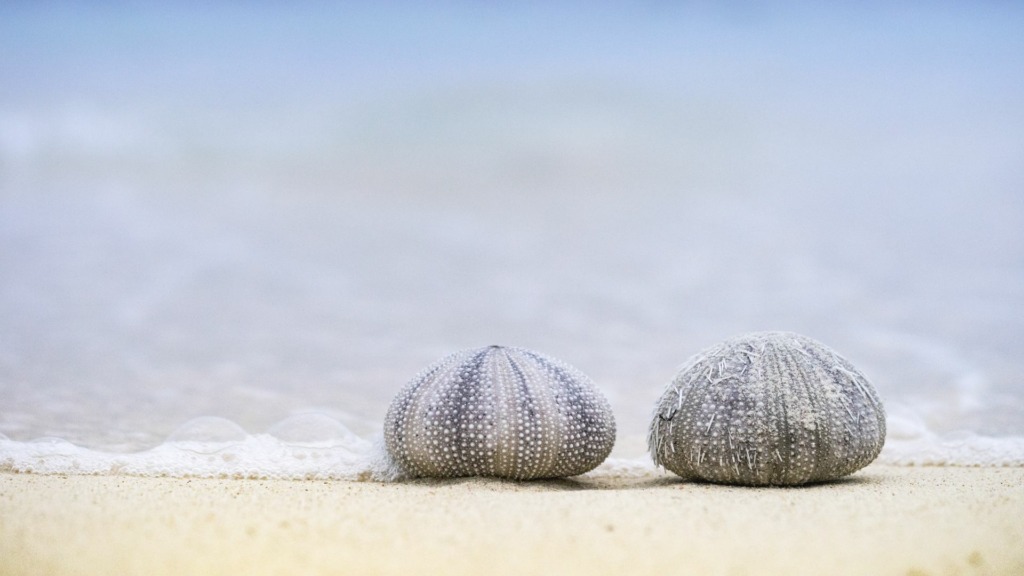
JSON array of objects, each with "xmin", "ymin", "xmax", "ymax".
[
  {"xmin": 648, "ymin": 331, "xmax": 886, "ymax": 486},
  {"xmin": 384, "ymin": 345, "xmax": 616, "ymax": 480}
]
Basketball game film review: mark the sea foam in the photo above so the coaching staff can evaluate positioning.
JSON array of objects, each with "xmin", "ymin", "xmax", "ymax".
[
  {"xmin": 878, "ymin": 410, "xmax": 1024, "ymax": 467},
  {"xmin": 0, "ymin": 415, "xmax": 376, "ymax": 480},
  {"xmin": 2, "ymin": 413, "xmax": 1023, "ymax": 480}
]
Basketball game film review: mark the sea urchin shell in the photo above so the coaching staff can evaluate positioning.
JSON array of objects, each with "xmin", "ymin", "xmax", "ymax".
[
  {"xmin": 649, "ymin": 332, "xmax": 885, "ymax": 486},
  {"xmin": 384, "ymin": 345, "xmax": 616, "ymax": 480}
]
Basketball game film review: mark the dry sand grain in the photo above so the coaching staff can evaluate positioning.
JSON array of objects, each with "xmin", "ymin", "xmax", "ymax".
[{"xmin": 1, "ymin": 465, "xmax": 1022, "ymax": 576}]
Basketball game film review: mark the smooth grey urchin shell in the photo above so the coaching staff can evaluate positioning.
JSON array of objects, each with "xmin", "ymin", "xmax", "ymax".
[
  {"xmin": 648, "ymin": 332, "xmax": 885, "ymax": 486},
  {"xmin": 384, "ymin": 345, "xmax": 616, "ymax": 480}
]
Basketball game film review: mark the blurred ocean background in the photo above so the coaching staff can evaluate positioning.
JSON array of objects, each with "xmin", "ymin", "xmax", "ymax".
[{"xmin": 2, "ymin": 3, "xmax": 1022, "ymax": 475}]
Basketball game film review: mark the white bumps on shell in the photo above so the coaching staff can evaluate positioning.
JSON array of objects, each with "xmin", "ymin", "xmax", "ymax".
[
  {"xmin": 649, "ymin": 332, "xmax": 886, "ymax": 486},
  {"xmin": 384, "ymin": 345, "xmax": 616, "ymax": 480}
]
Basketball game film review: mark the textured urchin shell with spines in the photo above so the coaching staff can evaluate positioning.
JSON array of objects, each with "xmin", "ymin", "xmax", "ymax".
[
  {"xmin": 384, "ymin": 345, "xmax": 616, "ymax": 480},
  {"xmin": 649, "ymin": 332, "xmax": 886, "ymax": 486}
]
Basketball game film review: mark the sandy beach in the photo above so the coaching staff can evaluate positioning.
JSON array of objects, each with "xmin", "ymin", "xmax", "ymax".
[{"xmin": 2, "ymin": 465, "xmax": 1022, "ymax": 576}]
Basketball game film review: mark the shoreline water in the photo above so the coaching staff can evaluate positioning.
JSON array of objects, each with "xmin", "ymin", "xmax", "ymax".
[{"xmin": 3, "ymin": 3, "xmax": 1023, "ymax": 516}]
